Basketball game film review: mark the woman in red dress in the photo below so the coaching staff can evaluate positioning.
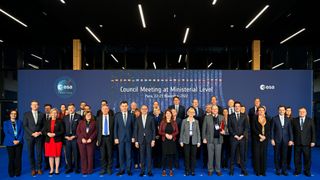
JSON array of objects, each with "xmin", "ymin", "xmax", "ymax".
[{"xmin": 43, "ymin": 108, "xmax": 65, "ymax": 175}]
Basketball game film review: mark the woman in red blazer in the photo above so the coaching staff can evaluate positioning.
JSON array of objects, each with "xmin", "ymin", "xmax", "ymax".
[
  {"xmin": 76, "ymin": 111, "xmax": 97, "ymax": 174},
  {"xmin": 159, "ymin": 109, "xmax": 179, "ymax": 176}
]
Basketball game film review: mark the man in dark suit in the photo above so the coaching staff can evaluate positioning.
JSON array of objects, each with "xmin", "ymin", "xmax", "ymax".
[
  {"xmin": 96, "ymin": 100, "xmax": 115, "ymax": 117},
  {"xmin": 210, "ymin": 96, "xmax": 223, "ymax": 115},
  {"xmin": 227, "ymin": 99, "xmax": 235, "ymax": 115},
  {"xmin": 190, "ymin": 99, "xmax": 204, "ymax": 122},
  {"xmin": 114, "ymin": 101, "xmax": 135, "ymax": 176},
  {"xmin": 23, "ymin": 100, "xmax": 45, "ymax": 176},
  {"xmin": 228, "ymin": 101, "xmax": 249, "ymax": 176},
  {"xmin": 271, "ymin": 105, "xmax": 293, "ymax": 176},
  {"xmin": 97, "ymin": 104, "xmax": 114, "ymax": 175},
  {"xmin": 291, "ymin": 107, "xmax": 316, "ymax": 177},
  {"xmin": 76, "ymin": 101, "xmax": 86, "ymax": 117},
  {"xmin": 43, "ymin": 104, "xmax": 52, "ymax": 170},
  {"xmin": 149, "ymin": 107, "xmax": 163, "ymax": 168},
  {"xmin": 134, "ymin": 105, "xmax": 156, "ymax": 176},
  {"xmin": 168, "ymin": 96, "xmax": 185, "ymax": 120},
  {"xmin": 63, "ymin": 103, "xmax": 81, "ymax": 174}
]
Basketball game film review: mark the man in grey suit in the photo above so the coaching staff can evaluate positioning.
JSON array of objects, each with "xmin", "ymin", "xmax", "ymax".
[
  {"xmin": 23, "ymin": 100, "xmax": 45, "ymax": 176},
  {"xmin": 202, "ymin": 105, "xmax": 224, "ymax": 176}
]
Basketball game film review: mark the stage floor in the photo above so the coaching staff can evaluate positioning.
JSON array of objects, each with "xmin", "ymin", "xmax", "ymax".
[{"xmin": 0, "ymin": 145, "xmax": 319, "ymax": 180}]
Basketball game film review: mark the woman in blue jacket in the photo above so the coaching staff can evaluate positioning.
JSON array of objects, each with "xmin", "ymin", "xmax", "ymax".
[{"xmin": 3, "ymin": 109, "xmax": 24, "ymax": 177}]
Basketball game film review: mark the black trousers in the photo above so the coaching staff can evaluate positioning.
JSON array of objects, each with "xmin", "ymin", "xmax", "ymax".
[
  {"xmin": 287, "ymin": 145, "xmax": 293, "ymax": 168},
  {"xmin": 100, "ymin": 136, "xmax": 113, "ymax": 170},
  {"xmin": 65, "ymin": 139, "xmax": 79, "ymax": 170},
  {"xmin": 253, "ymin": 140, "xmax": 268, "ymax": 175},
  {"xmin": 274, "ymin": 141, "xmax": 288, "ymax": 172},
  {"xmin": 153, "ymin": 138, "xmax": 162, "ymax": 168},
  {"xmin": 183, "ymin": 137, "xmax": 197, "ymax": 173},
  {"xmin": 26, "ymin": 137, "xmax": 43, "ymax": 170},
  {"xmin": 230, "ymin": 139, "xmax": 246, "ymax": 172},
  {"xmin": 139, "ymin": 137, "xmax": 152, "ymax": 173},
  {"xmin": 221, "ymin": 135, "xmax": 230, "ymax": 168},
  {"xmin": 294, "ymin": 145, "xmax": 311, "ymax": 173},
  {"xmin": 7, "ymin": 144, "xmax": 23, "ymax": 177}
]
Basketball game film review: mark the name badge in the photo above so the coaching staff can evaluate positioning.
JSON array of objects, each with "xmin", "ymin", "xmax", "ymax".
[{"xmin": 215, "ymin": 124, "xmax": 220, "ymax": 130}]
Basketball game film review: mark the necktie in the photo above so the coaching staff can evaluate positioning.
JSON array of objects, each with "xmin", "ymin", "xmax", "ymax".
[
  {"xmin": 175, "ymin": 105, "xmax": 179, "ymax": 112},
  {"xmin": 46, "ymin": 114, "xmax": 49, "ymax": 121},
  {"xmin": 236, "ymin": 113, "xmax": 239, "ymax": 121},
  {"xmin": 300, "ymin": 118, "xmax": 303, "ymax": 130},
  {"xmin": 123, "ymin": 113, "xmax": 127, "ymax": 126},
  {"xmin": 104, "ymin": 115, "xmax": 108, "ymax": 135},
  {"xmin": 196, "ymin": 108, "xmax": 199, "ymax": 116},
  {"xmin": 70, "ymin": 115, "xmax": 73, "ymax": 134},
  {"xmin": 34, "ymin": 112, "xmax": 38, "ymax": 125},
  {"xmin": 143, "ymin": 115, "xmax": 146, "ymax": 128}
]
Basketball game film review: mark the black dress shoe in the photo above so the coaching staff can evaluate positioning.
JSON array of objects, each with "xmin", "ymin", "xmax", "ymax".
[
  {"xmin": 116, "ymin": 171, "xmax": 125, "ymax": 176},
  {"xmin": 147, "ymin": 172, "xmax": 153, "ymax": 176},
  {"xmin": 55, "ymin": 172, "xmax": 60, "ymax": 175},
  {"xmin": 229, "ymin": 171, "xmax": 234, "ymax": 176},
  {"xmin": 127, "ymin": 171, "xmax": 133, "ymax": 176},
  {"xmin": 75, "ymin": 169, "xmax": 81, "ymax": 174},
  {"xmin": 282, "ymin": 171, "xmax": 288, "ymax": 176},
  {"xmin": 100, "ymin": 170, "xmax": 106, "ymax": 175},
  {"xmin": 276, "ymin": 171, "xmax": 281, "ymax": 176},
  {"xmin": 242, "ymin": 171, "xmax": 248, "ymax": 176},
  {"xmin": 139, "ymin": 172, "xmax": 145, "ymax": 177},
  {"xmin": 191, "ymin": 172, "xmax": 195, "ymax": 176},
  {"xmin": 49, "ymin": 172, "xmax": 54, "ymax": 175},
  {"xmin": 304, "ymin": 171, "xmax": 311, "ymax": 177},
  {"xmin": 185, "ymin": 171, "xmax": 189, "ymax": 176},
  {"xmin": 65, "ymin": 169, "xmax": 73, "ymax": 174},
  {"xmin": 294, "ymin": 171, "xmax": 300, "ymax": 176},
  {"xmin": 107, "ymin": 169, "xmax": 113, "ymax": 175}
]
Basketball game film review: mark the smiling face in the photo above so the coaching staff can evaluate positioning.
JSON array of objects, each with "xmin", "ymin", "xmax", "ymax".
[{"xmin": 10, "ymin": 110, "xmax": 17, "ymax": 120}]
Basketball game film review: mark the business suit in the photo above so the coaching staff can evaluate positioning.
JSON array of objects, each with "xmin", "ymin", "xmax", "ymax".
[
  {"xmin": 23, "ymin": 111, "xmax": 45, "ymax": 171},
  {"xmin": 134, "ymin": 114, "xmax": 155, "ymax": 174},
  {"xmin": 63, "ymin": 113, "xmax": 81, "ymax": 172},
  {"xmin": 228, "ymin": 112, "xmax": 249, "ymax": 174},
  {"xmin": 76, "ymin": 120, "xmax": 97, "ymax": 174},
  {"xmin": 114, "ymin": 111, "xmax": 134, "ymax": 173},
  {"xmin": 291, "ymin": 116, "xmax": 316, "ymax": 175},
  {"xmin": 3, "ymin": 120, "xmax": 24, "ymax": 177},
  {"xmin": 168, "ymin": 104, "xmax": 186, "ymax": 120},
  {"xmin": 96, "ymin": 114, "xmax": 114, "ymax": 172},
  {"xmin": 202, "ymin": 114, "xmax": 224, "ymax": 173},
  {"xmin": 271, "ymin": 115, "xmax": 293, "ymax": 173},
  {"xmin": 252, "ymin": 116, "xmax": 270, "ymax": 175},
  {"xmin": 42, "ymin": 119, "xmax": 65, "ymax": 143},
  {"xmin": 180, "ymin": 118, "xmax": 200, "ymax": 174}
]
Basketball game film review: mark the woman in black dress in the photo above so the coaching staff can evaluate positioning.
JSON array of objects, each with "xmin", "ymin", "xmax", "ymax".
[
  {"xmin": 159, "ymin": 109, "xmax": 179, "ymax": 176},
  {"xmin": 252, "ymin": 106, "xmax": 271, "ymax": 176}
]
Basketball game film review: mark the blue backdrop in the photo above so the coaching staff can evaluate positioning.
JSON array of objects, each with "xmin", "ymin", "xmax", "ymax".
[{"xmin": 18, "ymin": 70, "xmax": 313, "ymax": 118}]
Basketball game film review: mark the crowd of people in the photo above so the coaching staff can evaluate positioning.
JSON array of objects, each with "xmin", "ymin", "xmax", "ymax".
[{"xmin": 2, "ymin": 96, "xmax": 317, "ymax": 178}]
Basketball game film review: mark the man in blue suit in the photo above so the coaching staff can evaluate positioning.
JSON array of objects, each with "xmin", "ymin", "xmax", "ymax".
[
  {"xmin": 114, "ymin": 101, "xmax": 135, "ymax": 176},
  {"xmin": 63, "ymin": 103, "xmax": 82, "ymax": 174},
  {"xmin": 271, "ymin": 105, "xmax": 293, "ymax": 176},
  {"xmin": 134, "ymin": 105, "xmax": 156, "ymax": 176}
]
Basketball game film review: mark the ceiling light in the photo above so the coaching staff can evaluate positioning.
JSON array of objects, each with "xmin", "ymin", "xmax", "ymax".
[
  {"xmin": 178, "ymin": 54, "xmax": 182, "ymax": 63},
  {"xmin": 280, "ymin": 28, "xmax": 306, "ymax": 44},
  {"xmin": 0, "ymin": 8, "xmax": 28, "ymax": 27},
  {"xmin": 138, "ymin": 4, "xmax": 146, "ymax": 28},
  {"xmin": 0, "ymin": 39, "xmax": 3, "ymax": 43},
  {"xmin": 111, "ymin": 54, "xmax": 119, "ymax": 63},
  {"xmin": 212, "ymin": 0, "xmax": 217, "ymax": 5},
  {"xmin": 85, "ymin": 26, "xmax": 101, "ymax": 43},
  {"xmin": 272, "ymin": 62, "xmax": 284, "ymax": 69},
  {"xmin": 313, "ymin": 59, "xmax": 320, "ymax": 63},
  {"xmin": 31, "ymin": 54, "xmax": 42, "ymax": 60},
  {"xmin": 153, "ymin": 62, "xmax": 157, "ymax": 69},
  {"xmin": 245, "ymin": 5, "xmax": 269, "ymax": 29},
  {"xmin": 248, "ymin": 59, "xmax": 252, "ymax": 63},
  {"xmin": 85, "ymin": 63, "xmax": 89, "ymax": 67},
  {"xmin": 28, "ymin": 63, "xmax": 39, "ymax": 69},
  {"xmin": 208, "ymin": 62, "xmax": 213, "ymax": 68},
  {"xmin": 45, "ymin": 60, "xmax": 49, "ymax": 63},
  {"xmin": 60, "ymin": 0, "xmax": 66, "ymax": 4},
  {"xmin": 122, "ymin": 67, "xmax": 125, "ymax": 69},
  {"xmin": 183, "ymin": 27, "xmax": 190, "ymax": 44}
]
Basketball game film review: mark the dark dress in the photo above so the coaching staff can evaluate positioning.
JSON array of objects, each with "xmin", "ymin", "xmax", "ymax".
[{"xmin": 162, "ymin": 123, "xmax": 176, "ymax": 155}]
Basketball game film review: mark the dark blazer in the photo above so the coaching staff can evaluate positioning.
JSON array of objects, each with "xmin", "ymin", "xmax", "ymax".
[
  {"xmin": 291, "ymin": 117, "xmax": 316, "ymax": 146},
  {"xmin": 271, "ymin": 115, "xmax": 293, "ymax": 144},
  {"xmin": 114, "ymin": 111, "xmax": 134, "ymax": 142},
  {"xmin": 159, "ymin": 121, "xmax": 179, "ymax": 141},
  {"xmin": 42, "ymin": 119, "xmax": 65, "ymax": 143},
  {"xmin": 228, "ymin": 112, "xmax": 249, "ymax": 138},
  {"xmin": 134, "ymin": 114, "xmax": 156, "ymax": 143},
  {"xmin": 3, "ymin": 120, "xmax": 24, "ymax": 146},
  {"xmin": 63, "ymin": 113, "xmax": 81, "ymax": 136},
  {"xmin": 96, "ymin": 109, "xmax": 115, "ymax": 117},
  {"xmin": 190, "ymin": 106, "xmax": 205, "ymax": 122},
  {"xmin": 168, "ymin": 104, "xmax": 186, "ymax": 120},
  {"xmin": 23, "ymin": 111, "xmax": 45, "ymax": 140},
  {"xmin": 251, "ymin": 116, "xmax": 271, "ymax": 142},
  {"xmin": 96, "ymin": 114, "xmax": 114, "ymax": 146},
  {"xmin": 76, "ymin": 120, "xmax": 97, "ymax": 143}
]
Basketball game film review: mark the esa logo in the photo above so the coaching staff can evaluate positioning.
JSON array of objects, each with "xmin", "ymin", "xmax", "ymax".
[
  {"xmin": 260, "ymin": 84, "xmax": 275, "ymax": 91},
  {"xmin": 55, "ymin": 77, "xmax": 76, "ymax": 98}
]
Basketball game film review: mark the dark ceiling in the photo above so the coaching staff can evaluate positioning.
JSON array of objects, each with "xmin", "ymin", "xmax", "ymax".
[{"xmin": 0, "ymin": 0, "xmax": 319, "ymax": 70}]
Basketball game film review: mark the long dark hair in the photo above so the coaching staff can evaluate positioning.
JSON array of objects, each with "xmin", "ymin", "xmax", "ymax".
[{"xmin": 162, "ymin": 109, "xmax": 174, "ymax": 123}]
